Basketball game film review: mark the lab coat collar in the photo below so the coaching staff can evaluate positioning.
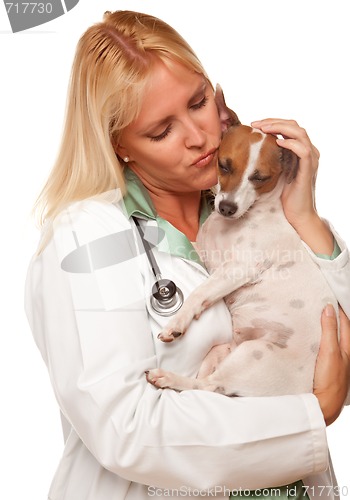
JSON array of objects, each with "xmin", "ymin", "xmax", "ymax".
[{"xmin": 123, "ymin": 168, "xmax": 212, "ymax": 267}]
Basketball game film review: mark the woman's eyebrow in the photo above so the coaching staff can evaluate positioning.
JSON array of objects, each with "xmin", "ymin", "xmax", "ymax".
[{"xmin": 141, "ymin": 116, "xmax": 174, "ymax": 136}]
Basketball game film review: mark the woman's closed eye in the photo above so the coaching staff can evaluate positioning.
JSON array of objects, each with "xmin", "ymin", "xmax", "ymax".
[
  {"xmin": 149, "ymin": 124, "xmax": 173, "ymax": 142},
  {"xmin": 149, "ymin": 96, "xmax": 209, "ymax": 142},
  {"xmin": 190, "ymin": 95, "xmax": 208, "ymax": 111}
]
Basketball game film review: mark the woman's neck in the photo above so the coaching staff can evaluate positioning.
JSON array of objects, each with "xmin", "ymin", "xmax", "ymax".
[{"xmin": 148, "ymin": 189, "xmax": 202, "ymax": 242}]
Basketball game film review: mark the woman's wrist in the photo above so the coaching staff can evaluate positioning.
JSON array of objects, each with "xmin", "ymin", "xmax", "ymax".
[{"xmin": 314, "ymin": 389, "xmax": 344, "ymax": 426}]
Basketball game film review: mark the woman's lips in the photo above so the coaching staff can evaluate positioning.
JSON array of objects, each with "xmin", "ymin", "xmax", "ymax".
[{"xmin": 191, "ymin": 148, "xmax": 217, "ymax": 168}]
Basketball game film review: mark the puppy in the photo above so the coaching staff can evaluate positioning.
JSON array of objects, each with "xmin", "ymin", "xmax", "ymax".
[{"xmin": 146, "ymin": 89, "xmax": 337, "ymax": 397}]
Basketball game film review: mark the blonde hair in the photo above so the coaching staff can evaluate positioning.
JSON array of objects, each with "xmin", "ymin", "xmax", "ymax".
[{"xmin": 35, "ymin": 10, "xmax": 209, "ymax": 226}]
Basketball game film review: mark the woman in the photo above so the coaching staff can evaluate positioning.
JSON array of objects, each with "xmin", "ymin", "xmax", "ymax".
[{"xmin": 25, "ymin": 10, "xmax": 350, "ymax": 500}]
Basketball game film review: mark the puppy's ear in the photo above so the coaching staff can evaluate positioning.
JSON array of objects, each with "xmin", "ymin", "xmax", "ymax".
[
  {"xmin": 215, "ymin": 84, "xmax": 241, "ymax": 133},
  {"xmin": 280, "ymin": 147, "xmax": 299, "ymax": 184}
]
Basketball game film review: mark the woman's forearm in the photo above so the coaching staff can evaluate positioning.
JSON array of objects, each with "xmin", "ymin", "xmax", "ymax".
[{"xmin": 291, "ymin": 212, "xmax": 334, "ymax": 256}]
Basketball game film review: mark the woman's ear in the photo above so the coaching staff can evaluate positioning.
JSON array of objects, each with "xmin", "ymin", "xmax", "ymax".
[
  {"xmin": 115, "ymin": 144, "xmax": 131, "ymax": 163},
  {"xmin": 215, "ymin": 84, "xmax": 241, "ymax": 133}
]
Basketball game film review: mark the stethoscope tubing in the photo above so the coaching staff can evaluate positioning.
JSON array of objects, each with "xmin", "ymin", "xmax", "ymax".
[
  {"xmin": 132, "ymin": 216, "xmax": 184, "ymax": 316},
  {"xmin": 132, "ymin": 216, "xmax": 162, "ymax": 280}
]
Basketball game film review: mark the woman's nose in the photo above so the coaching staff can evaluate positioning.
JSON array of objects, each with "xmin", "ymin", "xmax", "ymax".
[{"xmin": 184, "ymin": 117, "xmax": 206, "ymax": 148}]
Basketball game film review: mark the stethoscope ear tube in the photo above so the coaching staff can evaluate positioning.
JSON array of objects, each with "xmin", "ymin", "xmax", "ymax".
[{"xmin": 132, "ymin": 217, "xmax": 184, "ymax": 316}]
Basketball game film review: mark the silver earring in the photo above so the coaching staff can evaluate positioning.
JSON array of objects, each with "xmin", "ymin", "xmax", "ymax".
[{"xmin": 123, "ymin": 156, "xmax": 130, "ymax": 163}]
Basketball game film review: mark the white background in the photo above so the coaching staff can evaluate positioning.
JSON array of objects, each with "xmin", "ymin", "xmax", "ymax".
[{"xmin": 0, "ymin": 0, "xmax": 349, "ymax": 498}]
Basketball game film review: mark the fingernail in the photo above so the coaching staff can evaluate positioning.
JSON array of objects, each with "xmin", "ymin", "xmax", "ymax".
[{"xmin": 325, "ymin": 303, "xmax": 335, "ymax": 317}]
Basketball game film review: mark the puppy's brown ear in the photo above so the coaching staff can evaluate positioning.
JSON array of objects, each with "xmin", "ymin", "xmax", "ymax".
[
  {"xmin": 215, "ymin": 84, "xmax": 241, "ymax": 133},
  {"xmin": 280, "ymin": 147, "xmax": 299, "ymax": 184}
]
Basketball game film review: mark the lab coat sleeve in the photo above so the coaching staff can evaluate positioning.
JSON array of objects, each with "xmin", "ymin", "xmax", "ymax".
[
  {"xmin": 25, "ymin": 199, "xmax": 329, "ymax": 491},
  {"xmin": 302, "ymin": 220, "xmax": 350, "ymax": 318}
]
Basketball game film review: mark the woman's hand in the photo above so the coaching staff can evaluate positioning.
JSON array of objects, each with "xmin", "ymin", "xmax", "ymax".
[
  {"xmin": 251, "ymin": 118, "xmax": 334, "ymax": 255},
  {"xmin": 313, "ymin": 305, "xmax": 350, "ymax": 426}
]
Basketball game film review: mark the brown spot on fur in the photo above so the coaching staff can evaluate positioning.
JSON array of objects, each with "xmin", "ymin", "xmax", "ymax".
[
  {"xmin": 250, "ymin": 318, "xmax": 294, "ymax": 349},
  {"xmin": 277, "ymin": 261, "xmax": 295, "ymax": 271},
  {"xmin": 290, "ymin": 299, "xmax": 305, "ymax": 309},
  {"xmin": 214, "ymin": 386, "xmax": 226, "ymax": 394}
]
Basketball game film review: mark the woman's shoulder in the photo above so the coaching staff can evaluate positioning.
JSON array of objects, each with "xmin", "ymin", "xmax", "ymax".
[
  {"xmin": 54, "ymin": 190, "xmax": 131, "ymax": 235},
  {"xmin": 37, "ymin": 190, "xmax": 131, "ymax": 255}
]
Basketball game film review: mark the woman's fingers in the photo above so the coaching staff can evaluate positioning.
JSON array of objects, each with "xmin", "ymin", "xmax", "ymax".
[
  {"xmin": 251, "ymin": 118, "xmax": 319, "ymax": 175},
  {"xmin": 252, "ymin": 118, "xmax": 309, "ymax": 141},
  {"xmin": 313, "ymin": 305, "xmax": 350, "ymax": 426},
  {"xmin": 252, "ymin": 118, "xmax": 319, "ymax": 153}
]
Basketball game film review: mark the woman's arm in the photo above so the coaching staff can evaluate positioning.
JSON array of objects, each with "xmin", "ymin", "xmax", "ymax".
[
  {"xmin": 25, "ymin": 199, "xmax": 331, "ymax": 491},
  {"xmin": 251, "ymin": 118, "xmax": 333, "ymax": 255},
  {"xmin": 303, "ymin": 222, "xmax": 350, "ymax": 318}
]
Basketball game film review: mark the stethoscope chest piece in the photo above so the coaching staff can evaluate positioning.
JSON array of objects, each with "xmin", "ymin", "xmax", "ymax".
[{"xmin": 151, "ymin": 278, "xmax": 184, "ymax": 316}]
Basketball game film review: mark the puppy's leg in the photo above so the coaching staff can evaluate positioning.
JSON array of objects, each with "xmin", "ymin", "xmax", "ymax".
[
  {"xmin": 197, "ymin": 341, "xmax": 236, "ymax": 378},
  {"xmin": 145, "ymin": 368, "xmax": 219, "ymax": 392},
  {"xmin": 146, "ymin": 369, "xmax": 198, "ymax": 391},
  {"xmin": 147, "ymin": 338, "xmax": 306, "ymax": 396},
  {"xmin": 145, "ymin": 342, "xmax": 236, "ymax": 392},
  {"xmin": 158, "ymin": 259, "xmax": 270, "ymax": 342}
]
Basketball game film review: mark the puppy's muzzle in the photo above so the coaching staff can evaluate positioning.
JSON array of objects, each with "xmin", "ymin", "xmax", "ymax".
[{"xmin": 218, "ymin": 200, "xmax": 238, "ymax": 217}]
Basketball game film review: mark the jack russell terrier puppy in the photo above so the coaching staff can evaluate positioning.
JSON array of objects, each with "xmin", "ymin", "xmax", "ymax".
[{"xmin": 146, "ymin": 88, "xmax": 337, "ymax": 397}]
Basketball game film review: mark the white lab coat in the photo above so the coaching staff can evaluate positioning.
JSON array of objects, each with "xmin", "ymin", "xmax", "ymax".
[{"xmin": 25, "ymin": 194, "xmax": 350, "ymax": 500}]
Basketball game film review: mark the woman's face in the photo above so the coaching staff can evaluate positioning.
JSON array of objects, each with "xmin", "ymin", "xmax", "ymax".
[{"xmin": 117, "ymin": 60, "xmax": 222, "ymax": 194}]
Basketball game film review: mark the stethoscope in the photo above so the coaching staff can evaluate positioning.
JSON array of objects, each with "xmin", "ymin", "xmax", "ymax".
[{"xmin": 132, "ymin": 216, "xmax": 184, "ymax": 316}]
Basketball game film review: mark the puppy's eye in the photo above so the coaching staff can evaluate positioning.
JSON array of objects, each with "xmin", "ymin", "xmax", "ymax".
[
  {"xmin": 218, "ymin": 159, "xmax": 233, "ymax": 174},
  {"xmin": 249, "ymin": 171, "xmax": 271, "ymax": 183}
]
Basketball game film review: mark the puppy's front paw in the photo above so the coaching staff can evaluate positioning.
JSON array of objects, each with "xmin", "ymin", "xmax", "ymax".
[
  {"xmin": 157, "ymin": 329, "xmax": 183, "ymax": 342},
  {"xmin": 145, "ymin": 368, "xmax": 175, "ymax": 389},
  {"xmin": 157, "ymin": 312, "xmax": 190, "ymax": 342},
  {"xmin": 157, "ymin": 298, "xmax": 206, "ymax": 342}
]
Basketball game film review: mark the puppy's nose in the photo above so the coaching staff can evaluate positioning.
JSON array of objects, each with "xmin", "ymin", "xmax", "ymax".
[{"xmin": 218, "ymin": 200, "xmax": 238, "ymax": 217}]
